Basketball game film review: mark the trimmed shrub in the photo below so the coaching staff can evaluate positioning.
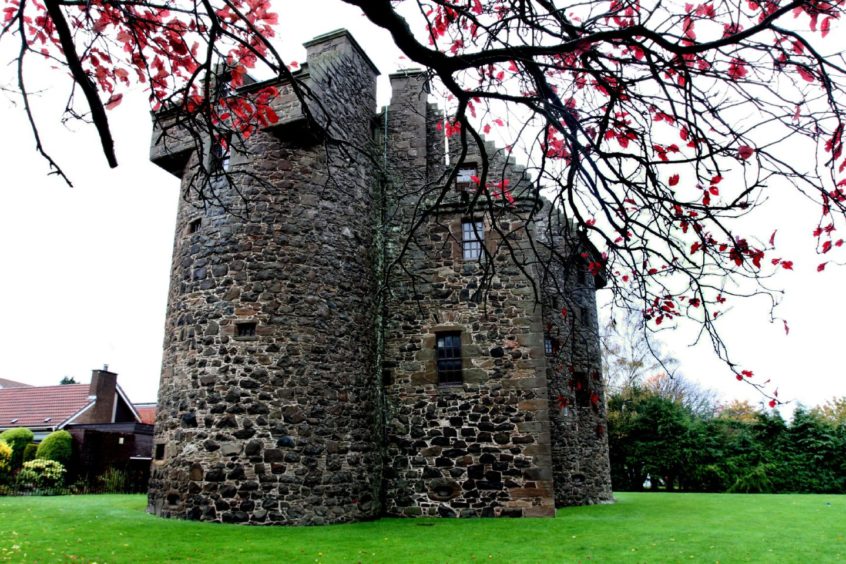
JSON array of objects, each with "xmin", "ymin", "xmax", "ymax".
[
  {"xmin": 0, "ymin": 428, "xmax": 34, "ymax": 471},
  {"xmin": 23, "ymin": 444, "xmax": 38, "ymax": 463},
  {"xmin": 16, "ymin": 459, "xmax": 66, "ymax": 491},
  {"xmin": 36, "ymin": 430, "xmax": 72, "ymax": 465},
  {"xmin": 0, "ymin": 441, "xmax": 12, "ymax": 482}
]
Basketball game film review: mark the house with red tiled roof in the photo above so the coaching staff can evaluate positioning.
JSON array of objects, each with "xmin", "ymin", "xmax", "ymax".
[
  {"xmin": 0, "ymin": 369, "xmax": 142, "ymax": 437},
  {"xmin": 0, "ymin": 368, "xmax": 155, "ymax": 490},
  {"xmin": 0, "ymin": 377, "xmax": 31, "ymax": 389},
  {"xmin": 133, "ymin": 403, "xmax": 157, "ymax": 426}
]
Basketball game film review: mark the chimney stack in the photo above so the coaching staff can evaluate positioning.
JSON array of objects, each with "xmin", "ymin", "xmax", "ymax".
[{"xmin": 81, "ymin": 368, "xmax": 119, "ymax": 424}]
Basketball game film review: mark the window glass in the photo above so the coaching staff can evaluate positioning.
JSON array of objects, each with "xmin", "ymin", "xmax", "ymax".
[
  {"xmin": 462, "ymin": 220, "xmax": 484, "ymax": 261},
  {"xmin": 436, "ymin": 332, "xmax": 463, "ymax": 384},
  {"xmin": 211, "ymin": 134, "xmax": 231, "ymax": 173},
  {"xmin": 456, "ymin": 164, "xmax": 477, "ymax": 189}
]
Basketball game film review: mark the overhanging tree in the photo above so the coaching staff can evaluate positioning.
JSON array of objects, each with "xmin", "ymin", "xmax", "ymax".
[{"xmin": 3, "ymin": 0, "xmax": 845, "ymax": 402}]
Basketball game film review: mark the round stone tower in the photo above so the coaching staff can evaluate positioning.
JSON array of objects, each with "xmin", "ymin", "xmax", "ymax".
[{"xmin": 147, "ymin": 30, "xmax": 383, "ymax": 525}]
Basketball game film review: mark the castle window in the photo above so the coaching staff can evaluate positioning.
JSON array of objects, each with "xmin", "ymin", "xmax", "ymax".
[
  {"xmin": 544, "ymin": 335, "xmax": 553, "ymax": 355},
  {"xmin": 236, "ymin": 321, "xmax": 257, "ymax": 338},
  {"xmin": 211, "ymin": 133, "xmax": 231, "ymax": 173},
  {"xmin": 215, "ymin": 70, "xmax": 233, "ymax": 99},
  {"xmin": 436, "ymin": 332, "xmax": 463, "ymax": 384},
  {"xmin": 188, "ymin": 218, "xmax": 201, "ymax": 234},
  {"xmin": 574, "ymin": 372, "xmax": 590, "ymax": 407},
  {"xmin": 456, "ymin": 163, "xmax": 477, "ymax": 191},
  {"xmin": 580, "ymin": 306, "xmax": 590, "ymax": 327},
  {"xmin": 462, "ymin": 220, "xmax": 484, "ymax": 261},
  {"xmin": 154, "ymin": 444, "xmax": 165, "ymax": 461}
]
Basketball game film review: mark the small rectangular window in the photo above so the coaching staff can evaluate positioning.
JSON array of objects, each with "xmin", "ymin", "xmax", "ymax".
[
  {"xmin": 456, "ymin": 163, "xmax": 477, "ymax": 191},
  {"xmin": 154, "ymin": 444, "xmax": 165, "ymax": 461},
  {"xmin": 580, "ymin": 306, "xmax": 590, "ymax": 327},
  {"xmin": 462, "ymin": 220, "xmax": 484, "ymax": 261},
  {"xmin": 236, "ymin": 322, "xmax": 257, "ymax": 337},
  {"xmin": 436, "ymin": 332, "xmax": 463, "ymax": 384},
  {"xmin": 211, "ymin": 133, "xmax": 231, "ymax": 173},
  {"xmin": 544, "ymin": 336, "xmax": 553, "ymax": 355},
  {"xmin": 215, "ymin": 71, "xmax": 233, "ymax": 99},
  {"xmin": 574, "ymin": 372, "xmax": 590, "ymax": 408},
  {"xmin": 188, "ymin": 218, "xmax": 201, "ymax": 234}
]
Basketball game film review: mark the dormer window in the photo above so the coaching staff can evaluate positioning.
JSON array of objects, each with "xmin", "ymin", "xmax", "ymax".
[
  {"xmin": 456, "ymin": 163, "xmax": 477, "ymax": 191},
  {"xmin": 215, "ymin": 70, "xmax": 233, "ymax": 99}
]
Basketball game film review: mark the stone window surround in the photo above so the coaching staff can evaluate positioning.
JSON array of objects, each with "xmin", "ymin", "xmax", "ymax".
[
  {"xmin": 444, "ymin": 216, "xmax": 493, "ymax": 265},
  {"xmin": 209, "ymin": 132, "xmax": 232, "ymax": 173},
  {"xmin": 461, "ymin": 219, "xmax": 485, "ymax": 262},
  {"xmin": 232, "ymin": 320, "xmax": 259, "ymax": 341},
  {"xmin": 153, "ymin": 443, "xmax": 166, "ymax": 464},
  {"xmin": 435, "ymin": 331, "xmax": 463, "ymax": 384},
  {"xmin": 455, "ymin": 161, "xmax": 477, "ymax": 191},
  {"xmin": 187, "ymin": 217, "xmax": 202, "ymax": 235},
  {"xmin": 417, "ymin": 326, "xmax": 483, "ymax": 388}
]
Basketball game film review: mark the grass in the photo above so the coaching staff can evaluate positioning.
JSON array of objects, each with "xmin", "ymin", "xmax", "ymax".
[{"xmin": 0, "ymin": 493, "xmax": 843, "ymax": 562}]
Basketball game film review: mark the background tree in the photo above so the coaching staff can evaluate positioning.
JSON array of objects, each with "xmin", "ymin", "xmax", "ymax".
[
  {"xmin": 3, "ymin": 0, "xmax": 846, "ymax": 397},
  {"xmin": 812, "ymin": 397, "xmax": 846, "ymax": 426},
  {"xmin": 59, "ymin": 376, "xmax": 77, "ymax": 385},
  {"xmin": 602, "ymin": 310, "xmax": 679, "ymax": 392},
  {"xmin": 608, "ymin": 388, "xmax": 846, "ymax": 492}
]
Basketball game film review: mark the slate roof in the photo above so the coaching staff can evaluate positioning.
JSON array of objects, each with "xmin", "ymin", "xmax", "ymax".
[{"xmin": 0, "ymin": 384, "xmax": 92, "ymax": 429}]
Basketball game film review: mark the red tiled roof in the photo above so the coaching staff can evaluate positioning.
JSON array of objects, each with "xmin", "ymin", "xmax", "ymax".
[
  {"xmin": 0, "ymin": 378, "xmax": 32, "ymax": 389},
  {"xmin": 134, "ymin": 404, "xmax": 157, "ymax": 425},
  {"xmin": 0, "ymin": 384, "xmax": 92, "ymax": 429}
]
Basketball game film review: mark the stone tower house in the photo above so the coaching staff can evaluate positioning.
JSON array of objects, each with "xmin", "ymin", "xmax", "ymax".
[{"xmin": 147, "ymin": 29, "xmax": 612, "ymax": 525}]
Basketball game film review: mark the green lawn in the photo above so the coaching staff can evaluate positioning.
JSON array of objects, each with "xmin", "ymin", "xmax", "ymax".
[{"xmin": 0, "ymin": 493, "xmax": 843, "ymax": 562}]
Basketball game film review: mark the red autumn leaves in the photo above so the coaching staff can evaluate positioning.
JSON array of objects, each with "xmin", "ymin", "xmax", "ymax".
[{"xmin": 9, "ymin": 0, "xmax": 282, "ymax": 136}]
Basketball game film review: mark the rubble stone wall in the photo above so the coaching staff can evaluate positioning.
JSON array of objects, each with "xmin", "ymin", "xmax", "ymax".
[
  {"xmin": 148, "ymin": 30, "xmax": 383, "ymax": 525},
  {"xmin": 147, "ymin": 30, "xmax": 612, "ymax": 526}
]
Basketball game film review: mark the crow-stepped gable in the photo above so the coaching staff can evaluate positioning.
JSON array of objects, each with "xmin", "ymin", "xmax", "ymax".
[{"xmin": 147, "ymin": 29, "xmax": 612, "ymax": 525}]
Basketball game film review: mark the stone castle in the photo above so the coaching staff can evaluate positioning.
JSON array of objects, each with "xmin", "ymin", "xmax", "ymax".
[{"xmin": 147, "ymin": 29, "xmax": 612, "ymax": 525}]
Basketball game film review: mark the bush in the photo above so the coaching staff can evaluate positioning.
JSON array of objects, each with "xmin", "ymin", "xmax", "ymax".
[
  {"xmin": 729, "ymin": 463, "xmax": 774, "ymax": 493},
  {"xmin": 0, "ymin": 441, "xmax": 12, "ymax": 482},
  {"xmin": 23, "ymin": 444, "xmax": 37, "ymax": 463},
  {"xmin": 16, "ymin": 459, "xmax": 66, "ymax": 491},
  {"xmin": 36, "ymin": 430, "xmax": 72, "ymax": 465},
  {"xmin": 99, "ymin": 467, "xmax": 128, "ymax": 492},
  {"xmin": 0, "ymin": 428, "xmax": 34, "ymax": 471}
]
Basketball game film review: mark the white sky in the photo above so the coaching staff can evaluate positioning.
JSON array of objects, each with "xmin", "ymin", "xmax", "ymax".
[{"xmin": 0, "ymin": 1, "xmax": 843, "ymax": 412}]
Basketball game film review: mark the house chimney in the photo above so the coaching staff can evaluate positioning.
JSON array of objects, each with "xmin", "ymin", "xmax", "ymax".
[{"xmin": 83, "ymin": 368, "xmax": 119, "ymax": 424}]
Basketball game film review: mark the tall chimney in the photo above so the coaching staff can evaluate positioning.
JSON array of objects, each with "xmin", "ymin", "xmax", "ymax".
[{"xmin": 82, "ymin": 368, "xmax": 118, "ymax": 424}]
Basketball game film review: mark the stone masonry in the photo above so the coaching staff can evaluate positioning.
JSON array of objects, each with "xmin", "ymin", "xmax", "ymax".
[{"xmin": 147, "ymin": 29, "xmax": 612, "ymax": 525}]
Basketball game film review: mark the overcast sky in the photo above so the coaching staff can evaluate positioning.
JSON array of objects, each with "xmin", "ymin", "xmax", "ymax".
[{"xmin": 0, "ymin": 1, "xmax": 843, "ymax": 412}]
